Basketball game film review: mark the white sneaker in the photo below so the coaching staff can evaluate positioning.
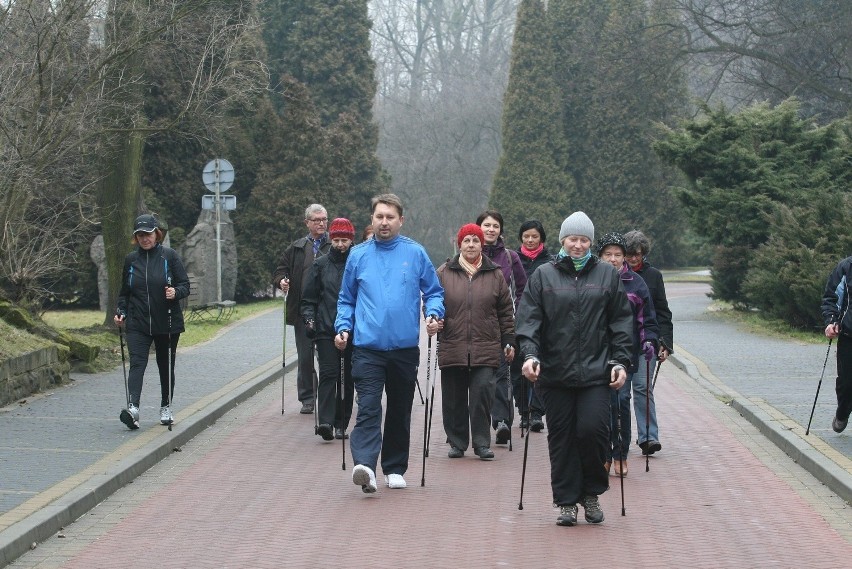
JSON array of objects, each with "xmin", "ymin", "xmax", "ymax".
[
  {"xmin": 352, "ymin": 465, "xmax": 377, "ymax": 494},
  {"xmin": 120, "ymin": 404, "xmax": 140, "ymax": 430},
  {"xmin": 385, "ymin": 473, "xmax": 407, "ymax": 489},
  {"xmin": 160, "ymin": 405, "xmax": 173, "ymax": 425}
]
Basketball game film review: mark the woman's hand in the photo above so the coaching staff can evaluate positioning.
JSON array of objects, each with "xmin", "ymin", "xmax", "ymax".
[
  {"xmin": 504, "ymin": 344, "xmax": 515, "ymax": 363},
  {"xmin": 610, "ymin": 365, "xmax": 627, "ymax": 389},
  {"xmin": 165, "ymin": 286, "xmax": 176, "ymax": 300},
  {"xmin": 426, "ymin": 317, "xmax": 443, "ymax": 337},
  {"xmin": 522, "ymin": 358, "xmax": 539, "ymax": 382},
  {"xmin": 826, "ymin": 323, "xmax": 840, "ymax": 339}
]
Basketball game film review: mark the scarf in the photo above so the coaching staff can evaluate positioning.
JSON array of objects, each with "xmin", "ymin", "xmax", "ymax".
[
  {"xmin": 459, "ymin": 254, "xmax": 482, "ymax": 278},
  {"xmin": 558, "ymin": 247, "xmax": 591, "ymax": 271},
  {"xmin": 520, "ymin": 243, "xmax": 544, "ymax": 260}
]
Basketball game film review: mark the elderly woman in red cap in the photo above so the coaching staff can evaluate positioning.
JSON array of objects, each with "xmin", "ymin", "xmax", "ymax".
[
  {"xmin": 434, "ymin": 223, "xmax": 516, "ymax": 460},
  {"xmin": 301, "ymin": 218, "xmax": 357, "ymax": 441}
]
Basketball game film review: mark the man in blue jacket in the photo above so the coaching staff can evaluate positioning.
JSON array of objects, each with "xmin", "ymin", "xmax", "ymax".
[{"xmin": 335, "ymin": 193, "xmax": 444, "ymax": 494}]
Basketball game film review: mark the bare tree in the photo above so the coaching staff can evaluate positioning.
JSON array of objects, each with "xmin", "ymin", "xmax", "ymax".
[
  {"xmin": 671, "ymin": 0, "xmax": 851, "ymax": 119},
  {"xmin": 0, "ymin": 0, "xmax": 266, "ymax": 314},
  {"xmin": 370, "ymin": 0, "xmax": 519, "ymax": 257}
]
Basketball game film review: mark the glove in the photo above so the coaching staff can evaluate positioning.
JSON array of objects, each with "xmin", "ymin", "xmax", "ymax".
[
  {"xmin": 642, "ymin": 341, "xmax": 655, "ymax": 362},
  {"xmin": 304, "ymin": 319, "xmax": 316, "ymax": 339}
]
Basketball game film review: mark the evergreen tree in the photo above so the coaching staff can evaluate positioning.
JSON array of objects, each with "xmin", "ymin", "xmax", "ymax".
[
  {"xmin": 548, "ymin": 0, "xmax": 689, "ymax": 264},
  {"xmin": 490, "ymin": 0, "xmax": 576, "ymax": 247}
]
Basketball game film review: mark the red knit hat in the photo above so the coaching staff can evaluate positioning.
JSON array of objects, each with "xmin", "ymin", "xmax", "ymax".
[
  {"xmin": 457, "ymin": 223, "xmax": 485, "ymax": 247},
  {"xmin": 329, "ymin": 218, "xmax": 355, "ymax": 240}
]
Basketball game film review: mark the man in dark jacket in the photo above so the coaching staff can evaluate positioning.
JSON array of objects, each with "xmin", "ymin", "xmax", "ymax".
[
  {"xmin": 623, "ymin": 230, "xmax": 672, "ymax": 455},
  {"xmin": 301, "ymin": 218, "xmax": 356, "ymax": 441},
  {"xmin": 821, "ymin": 256, "xmax": 852, "ymax": 433},
  {"xmin": 272, "ymin": 204, "xmax": 332, "ymax": 414}
]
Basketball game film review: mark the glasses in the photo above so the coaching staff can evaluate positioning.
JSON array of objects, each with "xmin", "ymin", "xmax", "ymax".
[{"xmin": 307, "ymin": 217, "xmax": 327, "ymax": 224}]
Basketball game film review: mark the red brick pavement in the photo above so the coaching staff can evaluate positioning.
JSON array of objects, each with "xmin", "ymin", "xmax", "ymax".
[{"xmin": 57, "ymin": 345, "xmax": 852, "ymax": 569}]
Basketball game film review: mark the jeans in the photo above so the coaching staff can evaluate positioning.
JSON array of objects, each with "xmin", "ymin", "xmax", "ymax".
[
  {"xmin": 632, "ymin": 354, "xmax": 659, "ymax": 445},
  {"xmin": 610, "ymin": 375, "xmax": 632, "ymax": 460},
  {"xmin": 126, "ymin": 329, "xmax": 179, "ymax": 408},
  {"xmin": 349, "ymin": 347, "xmax": 419, "ymax": 476}
]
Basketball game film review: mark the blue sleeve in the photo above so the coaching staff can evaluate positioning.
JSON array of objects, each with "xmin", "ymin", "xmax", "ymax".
[{"xmin": 419, "ymin": 250, "xmax": 445, "ymax": 319}]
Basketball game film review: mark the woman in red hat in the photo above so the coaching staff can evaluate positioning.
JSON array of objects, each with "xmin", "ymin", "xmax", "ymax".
[
  {"xmin": 301, "ymin": 218, "xmax": 356, "ymax": 441},
  {"xmin": 434, "ymin": 224, "xmax": 515, "ymax": 460}
]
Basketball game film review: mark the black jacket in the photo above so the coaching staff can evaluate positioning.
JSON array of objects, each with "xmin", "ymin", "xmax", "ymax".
[
  {"xmin": 116, "ymin": 243, "xmax": 190, "ymax": 335},
  {"xmin": 632, "ymin": 261, "xmax": 673, "ymax": 352},
  {"xmin": 518, "ymin": 246, "xmax": 555, "ymax": 280},
  {"xmin": 300, "ymin": 247, "xmax": 349, "ymax": 340},
  {"xmin": 272, "ymin": 235, "xmax": 332, "ymax": 326},
  {"xmin": 515, "ymin": 255, "xmax": 633, "ymax": 389},
  {"xmin": 822, "ymin": 256, "xmax": 852, "ymax": 334}
]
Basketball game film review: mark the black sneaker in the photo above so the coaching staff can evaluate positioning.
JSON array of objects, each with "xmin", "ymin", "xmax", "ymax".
[
  {"xmin": 530, "ymin": 415, "xmax": 545, "ymax": 432},
  {"xmin": 334, "ymin": 428, "xmax": 349, "ymax": 439},
  {"xmin": 300, "ymin": 402, "xmax": 314, "ymax": 414},
  {"xmin": 556, "ymin": 504, "xmax": 577, "ymax": 526},
  {"xmin": 448, "ymin": 446, "xmax": 464, "ymax": 458},
  {"xmin": 495, "ymin": 421, "xmax": 510, "ymax": 445},
  {"xmin": 640, "ymin": 439, "xmax": 662, "ymax": 455},
  {"xmin": 519, "ymin": 415, "xmax": 529, "ymax": 430},
  {"xmin": 474, "ymin": 446, "xmax": 494, "ymax": 460},
  {"xmin": 317, "ymin": 423, "xmax": 334, "ymax": 441},
  {"xmin": 581, "ymin": 495, "xmax": 604, "ymax": 524},
  {"xmin": 832, "ymin": 415, "xmax": 848, "ymax": 433}
]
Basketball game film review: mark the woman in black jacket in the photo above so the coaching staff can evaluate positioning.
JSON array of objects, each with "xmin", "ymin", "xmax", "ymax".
[
  {"xmin": 517, "ymin": 212, "xmax": 633, "ymax": 527},
  {"xmin": 114, "ymin": 214, "xmax": 190, "ymax": 429},
  {"xmin": 301, "ymin": 218, "xmax": 356, "ymax": 441}
]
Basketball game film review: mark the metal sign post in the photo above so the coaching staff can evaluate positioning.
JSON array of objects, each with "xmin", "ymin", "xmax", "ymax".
[{"xmin": 202, "ymin": 159, "xmax": 235, "ymax": 303}]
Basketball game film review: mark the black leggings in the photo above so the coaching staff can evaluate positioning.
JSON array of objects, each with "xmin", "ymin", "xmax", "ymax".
[{"xmin": 126, "ymin": 330, "xmax": 179, "ymax": 408}]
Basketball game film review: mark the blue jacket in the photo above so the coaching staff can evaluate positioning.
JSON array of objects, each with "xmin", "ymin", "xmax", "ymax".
[{"xmin": 335, "ymin": 235, "xmax": 444, "ymax": 350}]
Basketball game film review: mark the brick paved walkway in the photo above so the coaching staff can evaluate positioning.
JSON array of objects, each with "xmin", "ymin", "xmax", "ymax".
[{"xmin": 9, "ymin": 337, "xmax": 852, "ymax": 568}]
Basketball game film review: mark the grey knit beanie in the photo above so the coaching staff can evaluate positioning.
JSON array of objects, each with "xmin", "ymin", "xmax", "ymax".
[{"xmin": 559, "ymin": 211, "xmax": 594, "ymax": 242}]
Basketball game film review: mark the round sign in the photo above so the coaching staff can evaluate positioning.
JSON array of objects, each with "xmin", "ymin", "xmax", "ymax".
[{"xmin": 202, "ymin": 159, "xmax": 235, "ymax": 192}]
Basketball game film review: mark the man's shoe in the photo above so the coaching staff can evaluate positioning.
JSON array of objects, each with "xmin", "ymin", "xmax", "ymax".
[
  {"xmin": 448, "ymin": 446, "xmax": 464, "ymax": 458},
  {"xmin": 474, "ymin": 446, "xmax": 495, "ymax": 460},
  {"xmin": 385, "ymin": 473, "xmax": 407, "ymax": 489},
  {"xmin": 556, "ymin": 504, "xmax": 578, "ymax": 526},
  {"xmin": 352, "ymin": 465, "xmax": 377, "ymax": 494},
  {"xmin": 832, "ymin": 415, "xmax": 848, "ymax": 433},
  {"xmin": 334, "ymin": 428, "xmax": 349, "ymax": 440},
  {"xmin": 640, "ymin": 439, "xmax": 662, "ymax": 455},
  {"xmin": 581, "ymin": 495, "xmax": 605, "ymax": 524},
  {"xmin": 317, "ymin": 423, "xmax": 334, "ymax": 441},
  {"xmin": 530, "ymin": 415, "xmax": 545, "ymax": 432},
  {"xmin": 159, "ymin": 406, "xmax": 173, "ymax": 425},
  {"xmin": 299, "ymin": 402, "xmax": 314, "ymax": 414},
  {"xmin": 120, "ymin": 404, "xmax": 140, "ymax": 430},
  {"xmin": 495, "ymin": 421, "xmax": 510, "ymax": 445}
]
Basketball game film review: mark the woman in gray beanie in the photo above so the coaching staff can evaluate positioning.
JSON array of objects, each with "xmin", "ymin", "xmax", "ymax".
[{"xmin": 516, "ymin": 211, "xmax": 633, "ymax": 526}]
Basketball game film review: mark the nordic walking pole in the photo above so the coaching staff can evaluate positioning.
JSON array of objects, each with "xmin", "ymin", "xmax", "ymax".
[
  {"xmin": 507, "ymin": 357, "xmax": 513, "ymax": 451},
  {"xmin": 646, "ymin": 357, "xmax": 652, "ymax": 473},
  {"xmin": 421, "ymin": 333, "xmax": 433, "ymax": 487},
  {"xmin": 415, "ymin": 378, "xmax": 425, "ymax": 404},
  {"xmin": 117, "ymin": 325, "xmax": 139, "ymax": 429},
  {"xmin": 339, "ymin": 349, "xmax": 346, "ymax": 471},
  {"xmin": 519, "ymin": 361, "xmax": 537, "ymax": 510},
  {"xmin": 312, "ymin": 341, "xmax": 319, "ymax": 435},
  {"xmin": 426, "ymin": 337, "xmax": 438, "ymax": 455},
  {"xmin": 806, "ymin": 338, "xmax": 833, "ymax": 435},
  {"xmin": 616, "ymin": 385, "xmax": 625, "ymax": 516},
  {"xmin": 166, "ymin": 277, "xmax": 174, "ymax": 431},
  {"xmin": 651, "ymin": 357, "xmax": 663, "ymax": 391},
  {"xmin": 281, "ymin": 280, "xmax": 288, "ymax": 415}
]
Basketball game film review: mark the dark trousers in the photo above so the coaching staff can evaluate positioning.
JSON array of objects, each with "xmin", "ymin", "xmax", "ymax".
[
  {"xmin": 836, "ymin": 335, "xmax": 852, "ymax": 421},
  {"xmin": 538, "ymin": 383, "xmax": 611, "ymax": 506},
  {"xmin": 511, "ymin": 356, "xmax": 545, "ymax": 417},
  {"xmin": 349, "ymin": 347, "xmax": 419, "ymax": 476},
  {"xmin": 294, "ymin": 318, "xmax": 316, "ymax": 404},
  {"xmin": 315, "ymin": 339, "xmax": 354, "ymax": 430},
  {"xmin": 441, "ymin": 366, "xmax": 496, "ymax": 451},
  {"xmin": 126, "ymin": 329, "xmax": 179, "ymax": 408},
  {"xmin": 491, "ymin": 357, "xmax": 513, "ymax": 428}
]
